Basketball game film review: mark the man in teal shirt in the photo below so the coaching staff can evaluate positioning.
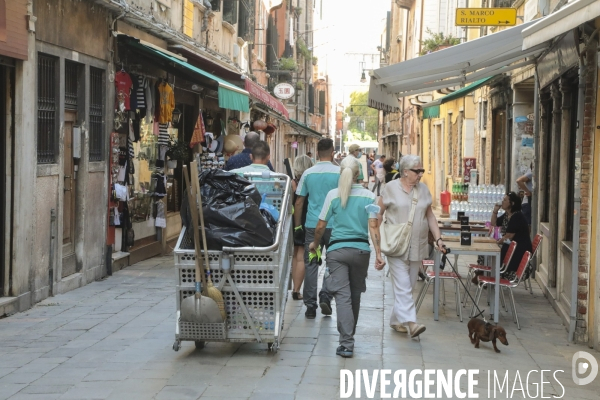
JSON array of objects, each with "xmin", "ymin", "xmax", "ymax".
[{"xmin": 294, "ymin": 138, "xmax": 340, "ymax": 319}]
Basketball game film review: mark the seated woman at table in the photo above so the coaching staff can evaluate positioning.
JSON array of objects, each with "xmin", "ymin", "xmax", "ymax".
[{"xmin": 475, "ymin": 192, "xmax": 532, "ymax": 283}]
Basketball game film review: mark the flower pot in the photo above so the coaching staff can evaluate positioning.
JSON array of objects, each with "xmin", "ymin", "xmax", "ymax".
[{"xmin": 167, "ymin": 160, "xmax": 178, "ymax": 169}]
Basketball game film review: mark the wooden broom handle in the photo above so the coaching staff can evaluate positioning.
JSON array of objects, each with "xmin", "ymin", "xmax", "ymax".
[
  {"xmin": 183, "ymin": 165, "xmax": 206, "ymax": 297},
  {"xmin": 190, "ymin": 161, "xmax": 213, "ymax": 281}
]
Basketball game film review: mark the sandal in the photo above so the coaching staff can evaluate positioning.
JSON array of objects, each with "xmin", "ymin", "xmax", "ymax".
[{"xmin": 292, "ymin": 292, "xmax": 303, "ymax": 300}]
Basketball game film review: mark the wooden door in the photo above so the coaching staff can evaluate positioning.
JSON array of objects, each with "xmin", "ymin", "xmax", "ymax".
[{"xmin": 62, "ymin": 111, "xmax": 77, "ymax": 277}]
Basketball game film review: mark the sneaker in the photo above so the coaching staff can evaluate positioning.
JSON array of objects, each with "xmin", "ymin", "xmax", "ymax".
[
  {"xmin": 319, "ymin": 299, "xmax": 332, "ymax": 316},
  {"xmin": 409, "ymin": 324, "xmax": 426, "ymax": 338},
  {"xmin": 336, "ymin": 345, "xmax": 353, "ymax": 358},
  {"xmin": 390, "ymin": 324, "xmax": 408, "ymax": 333},
  {"xmin": 305, "ymin": 306, "xmax": 317, "ymax": 319}
]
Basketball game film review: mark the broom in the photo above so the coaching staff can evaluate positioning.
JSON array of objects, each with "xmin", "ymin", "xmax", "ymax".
[{"xmin": 189, "ymin": 161, "xmax": 226, "ymax": 320}]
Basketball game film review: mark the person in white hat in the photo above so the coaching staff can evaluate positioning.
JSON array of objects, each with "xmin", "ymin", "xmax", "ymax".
[{"xmin": 348, "ymin": 144, "xmax": 366, "ymax": 187}]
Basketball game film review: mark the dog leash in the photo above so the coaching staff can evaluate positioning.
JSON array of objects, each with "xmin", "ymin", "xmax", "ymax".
[{"xmin": 440, "ymin": 246, "xmax": 488, "ymax": 323}]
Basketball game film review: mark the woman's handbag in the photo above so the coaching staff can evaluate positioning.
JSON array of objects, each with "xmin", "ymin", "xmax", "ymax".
[{"xmin": 380, "ymin": 186, "xmax": 419, "ymax": 257}]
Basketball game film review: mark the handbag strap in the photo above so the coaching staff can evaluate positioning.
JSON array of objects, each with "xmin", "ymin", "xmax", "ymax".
[{"xmin": 406, "ymin": 185, "xmax": 419, "ymax": 227}]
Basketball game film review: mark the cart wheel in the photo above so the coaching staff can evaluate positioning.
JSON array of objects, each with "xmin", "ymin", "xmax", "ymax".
[
  {"xmin": 194, "ymin": 341, "xmax": 205, "ymax": 349},
  {"xmin": 173, "ymin": 341, "xmax": 181, "ymax": 352}
]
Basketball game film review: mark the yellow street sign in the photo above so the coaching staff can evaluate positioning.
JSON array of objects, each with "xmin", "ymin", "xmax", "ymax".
[{"xmin": 455, "ymin": 8, "xmax": 517, "ymax": 26}]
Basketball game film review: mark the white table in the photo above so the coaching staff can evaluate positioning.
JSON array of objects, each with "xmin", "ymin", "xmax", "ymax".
[{"xmin": 433, "ymin": 241, "xmax": 502, "ymax": 323}]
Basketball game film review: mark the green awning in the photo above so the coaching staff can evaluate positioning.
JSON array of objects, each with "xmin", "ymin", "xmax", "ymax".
[
  {"xmin": 124, "ymin": 38, "xmax": 249, "ymax": 113},
  {"xmin": 422, "ymin": 105, "xmax": 440, "ymax": 119},
  {"xmin": 423, "ymin": 76, "xmax": 495, "ymax": 109},
  {"xmin": 289, "ymin": 119, "xmax": 322, "ymax": 138}
]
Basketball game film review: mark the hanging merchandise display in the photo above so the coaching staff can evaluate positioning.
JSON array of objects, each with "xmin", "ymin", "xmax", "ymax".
[{"xmin": 110, "ymin": 65, "xmax": 182, "ymax": 250}]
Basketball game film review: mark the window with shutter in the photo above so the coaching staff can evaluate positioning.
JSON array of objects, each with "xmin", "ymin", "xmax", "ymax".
[
  {"xmin": 223, "ymin": 0, "xmax": 238, "ymax": 25},
  {"xmin": 37, "ymin": 54, "xmax": 59, "ymax": 164}
]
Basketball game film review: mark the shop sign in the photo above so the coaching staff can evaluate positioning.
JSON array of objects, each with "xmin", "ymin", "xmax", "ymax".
[
  {"xmin": 463, "ymin": 158, "xmax": 476, "ymax": 183},
  {"xmin": 244, "ymin": 79, "xmax": 289, "ymax": 118},
  {"xmin": 291, "ymin": 141, "xmax": 298, "ymax": 149},
  {"xmin": 273, "ymin": 83, "xmax": 295, "ymax": 100},
  {"xmin": 455, "ymin": 8, "xmax": 517, "ymax": 26}
]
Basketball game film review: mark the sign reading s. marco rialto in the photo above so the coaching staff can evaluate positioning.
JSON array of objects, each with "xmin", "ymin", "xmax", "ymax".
[{"xmin": 455, "ymin": 8, "xmax": 517, "ymax": 26}]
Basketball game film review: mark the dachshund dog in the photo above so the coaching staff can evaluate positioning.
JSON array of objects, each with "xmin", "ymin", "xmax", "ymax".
[{"xmin": 468, "ymin": 318, "xmax": 509, "ymax": 353}]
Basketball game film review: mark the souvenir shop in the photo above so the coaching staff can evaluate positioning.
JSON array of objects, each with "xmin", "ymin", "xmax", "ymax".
[{"xmin": 109, "ymin": 35, "xmax": 250, "ymax": 264}]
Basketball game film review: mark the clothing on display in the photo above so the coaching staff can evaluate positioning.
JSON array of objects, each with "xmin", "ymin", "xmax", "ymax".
[
  {"xmin": 158, "ymin": 123, "xmax": 170, "ymax": 146},
  {"xmin": 115, "ymin": 70, "xmax": 133, "ymax": 111},
  {"xmin": 155, "ymin": 201, "xmax": 166, "ymax": 228},
  {"xmin": 189, "ymin": 111, "xmax": 206, "ymax": 148},
  {"xmin": 145, "ymin": 81, "xmax": 154, "ymax": 124},
  {"xmin": 157, "ymin": 81, "xmax": 175, "ymax": 123}
]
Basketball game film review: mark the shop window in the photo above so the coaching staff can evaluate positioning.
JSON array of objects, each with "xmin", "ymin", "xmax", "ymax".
[
  {"xmin": 37, "ymin": 53, "xmax": 59, "ymax": 164},
  {"xmin": 89, "ymin": 67, "xmax": 105, "ymax": 162},
  {"xmin": 565, "ymin": 89, "xmax": 578, "ymax": 241},
  {"xmin": 222, "ymin": 0, "xmax": 238, "ymax": 25}
]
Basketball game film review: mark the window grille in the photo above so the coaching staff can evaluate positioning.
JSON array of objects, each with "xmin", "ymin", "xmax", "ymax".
[
  {"xmin": 65, "ymin": 61, "xmax": 79, "ymax": 110},
  {"xmin": 89, "ymin": 67, "xmax": 105, "ymax": 161},
  {"xmin": 37, "ymin": 54, "xmax": 58, "ymax": 164}
]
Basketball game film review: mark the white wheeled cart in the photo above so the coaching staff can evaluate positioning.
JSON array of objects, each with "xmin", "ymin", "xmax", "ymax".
[{"xmin": 172, "ymin": 172, "xmax": 293, "ymax": 352}]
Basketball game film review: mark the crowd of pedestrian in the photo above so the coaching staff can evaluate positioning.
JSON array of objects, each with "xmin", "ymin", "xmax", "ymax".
[{"xmin": 224, "ymin": 135, "xmax": 533, "ymax": 359}]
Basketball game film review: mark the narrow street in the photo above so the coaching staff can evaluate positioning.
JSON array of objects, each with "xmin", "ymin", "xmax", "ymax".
[{"xmin": 1, "ymin": 253, "xmax": 597, "ymax": 399}]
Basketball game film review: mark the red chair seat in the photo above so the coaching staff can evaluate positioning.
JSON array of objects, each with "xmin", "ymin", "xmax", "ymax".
[
  {"xmin": 426, "ymin": 270, "xmax": 461, "ymax": 279},
  {"xmin": 468, "ymin": 263, "xmax": 492, "ymax": 271},
  {"xmin": 477, "ymin": 275, "xmax": 512, "ymax": 286}
]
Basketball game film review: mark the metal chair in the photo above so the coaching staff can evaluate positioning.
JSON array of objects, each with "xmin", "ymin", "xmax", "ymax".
[
  {"xmin": 470, "ymin": 251, "xmax": 532, "ymax": 330},
  {"xmin": 415, "ymin": 260, "xmax": 463, "ymax": 322},
  {"xmin": 522, "ymin": 234, "xmax": 543, "ymax": 295},
  {"xmin": 463, "ymin": 241, "xmax": 517, "ymax": 308}
]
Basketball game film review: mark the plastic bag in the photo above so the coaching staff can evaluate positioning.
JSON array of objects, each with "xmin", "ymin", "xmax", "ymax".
[
  {"xmin": 259, "ymin": 193, "xmax": 280, "ymax": 222},
  {"xmin": 181, "ymin": 169, "xmax": 276, "ymax": 250}
]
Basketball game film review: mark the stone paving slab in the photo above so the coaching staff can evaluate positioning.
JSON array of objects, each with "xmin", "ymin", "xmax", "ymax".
[{"xmin": 0, "ymin": 254, "xmax": 599, "ymax": 399}]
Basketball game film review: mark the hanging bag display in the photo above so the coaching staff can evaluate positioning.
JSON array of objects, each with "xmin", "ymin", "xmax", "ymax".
[{"xmin": 380, "ymin": 186, "xmax": 419, "ymax": 258}]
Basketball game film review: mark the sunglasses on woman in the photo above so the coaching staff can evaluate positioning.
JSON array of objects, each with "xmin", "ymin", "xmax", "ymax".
[{"xmin": 410, "ymin": 169, "xmax": 426, "ymax": 174}]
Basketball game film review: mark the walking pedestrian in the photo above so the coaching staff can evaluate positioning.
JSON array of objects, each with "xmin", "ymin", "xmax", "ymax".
[
  {"xmin": 347, "ymin": 144, "xmax": 366, "ymax": 187},
  {"xmin": 310, "ymin": 157, "xmax": 385, "ymax": 358},
  {"xmin": 225, "ymin": 131, "xmax": 275, "ymax": 171},
  {"xmin": 377, "ymin": 155, "xmax": 444, "ymax": 338},
  {"xmin": 229, "ymin": 141, "xmax": 272, "ymax": 176},
  {"xmin": 371, "ymin": 154, "xmax": 386, "ymax": 196},
  {"xmin": 290, "ymin": 155, "xmax": 315, "ymax": 300},
  {"xmin": 294, "ymin": 138, "xmax": 339, "ymax": 318}
]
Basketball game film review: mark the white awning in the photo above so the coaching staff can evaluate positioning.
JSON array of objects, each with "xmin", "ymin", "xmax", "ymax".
[
  {"xmin": 522, "ymin": 0, "xmax": 600, "ymax": 50},
  {"xmin": 369, "ymin": 20, "xmax": 550, "ymax": 104}
]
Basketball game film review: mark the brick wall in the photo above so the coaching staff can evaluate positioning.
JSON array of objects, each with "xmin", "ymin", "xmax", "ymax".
[{"xmin": 575, "ymin": 38, "xmax": 598, "ymax": 343}]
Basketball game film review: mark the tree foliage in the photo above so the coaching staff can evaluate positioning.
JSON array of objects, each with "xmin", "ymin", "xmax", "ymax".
[{"xmin": 344, "ymin": 91, "xmax": 378, "ymax": 141}]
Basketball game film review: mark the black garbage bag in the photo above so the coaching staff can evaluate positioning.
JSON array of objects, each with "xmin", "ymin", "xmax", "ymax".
[{"xmin": 181, "ymin": 169, "xmax": 276, "ymax": 250}]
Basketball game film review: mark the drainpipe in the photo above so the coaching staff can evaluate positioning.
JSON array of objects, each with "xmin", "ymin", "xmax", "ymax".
[
  {"xmin": 569, "ymin": 28, "xmax": 598, "ymax": 342},
  {"xmin": 49, "ymin": 209, "xmax": 56, "ymax": 296}
]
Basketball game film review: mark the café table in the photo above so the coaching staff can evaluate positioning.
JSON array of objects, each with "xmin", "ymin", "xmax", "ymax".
[
  {"xmin": 433, "ymin": 237, "xmax": 502, "ymax": 323},
  {"xmin": 438, "ymin": 222, "xmax": 490, "ymax": 237}
]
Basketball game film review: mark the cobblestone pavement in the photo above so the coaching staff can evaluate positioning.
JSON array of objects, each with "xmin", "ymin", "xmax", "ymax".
[{"xmin": 1, "ymin": 253, "xmax": 599, "ymax": 399}]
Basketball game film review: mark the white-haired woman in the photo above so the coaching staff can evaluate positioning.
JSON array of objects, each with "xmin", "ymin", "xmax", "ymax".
[
  {"xmin": 291, "ymin": 155, "xmax": 315, "ymax": 300},
  {"xmin": 377, "ymin": 155, "xmax": 445, "ymax": 338},
  {"xmin": 309, "ymin": 157, "xmax": 386, "ymax": 358}
]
